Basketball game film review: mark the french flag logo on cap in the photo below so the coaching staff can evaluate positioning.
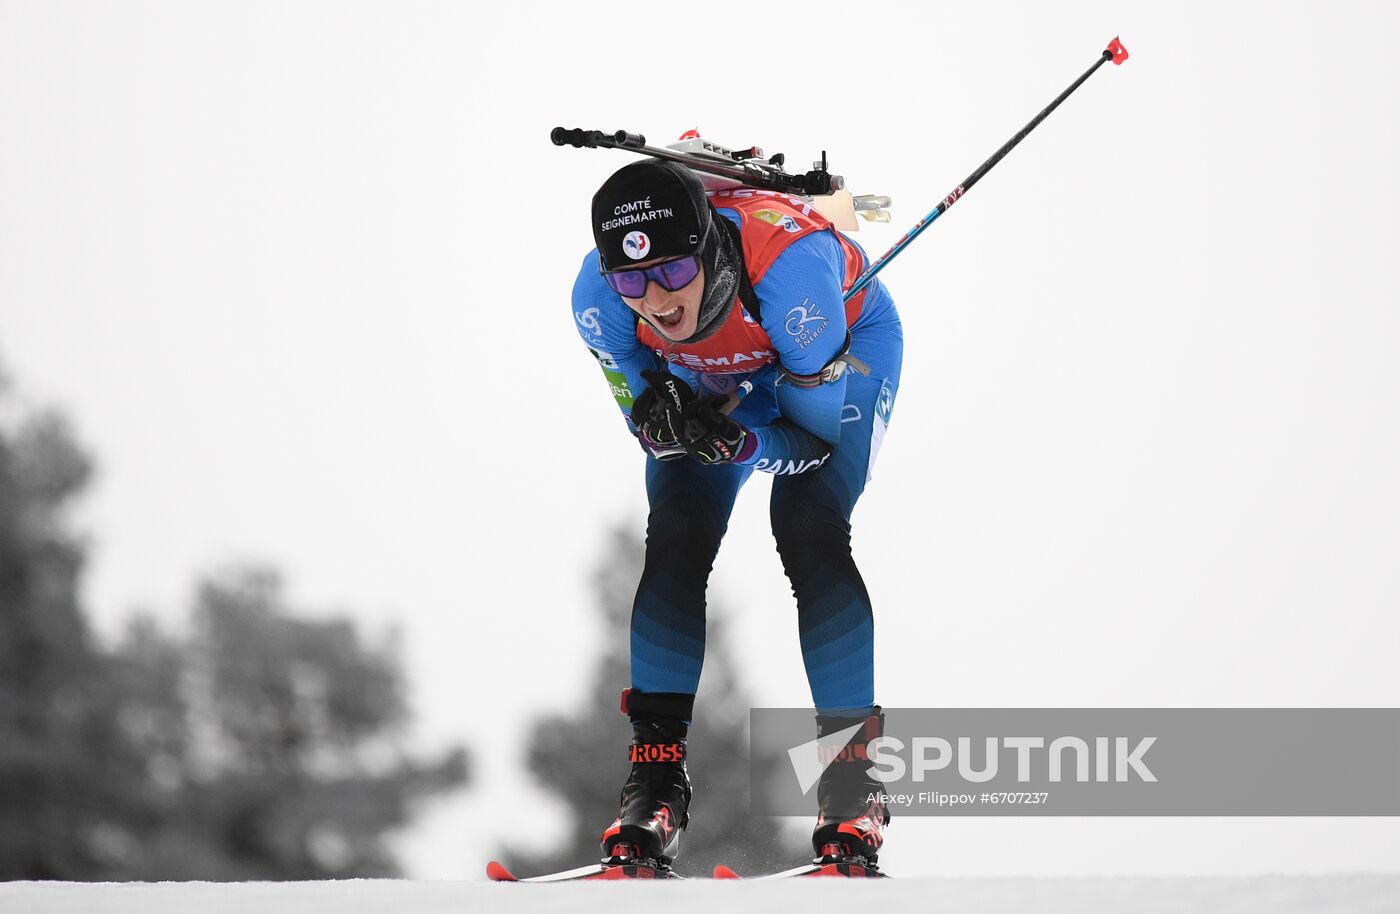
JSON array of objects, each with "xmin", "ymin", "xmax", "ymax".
[{"xmin": 623, "ymin": 231, "xmax": 651, "ymax": 260}]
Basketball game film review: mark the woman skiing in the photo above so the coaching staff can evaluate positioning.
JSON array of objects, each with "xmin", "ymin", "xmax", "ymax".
[{"xmin": 571, "ymin": 157, "xmax": 903, "ymax": 870}]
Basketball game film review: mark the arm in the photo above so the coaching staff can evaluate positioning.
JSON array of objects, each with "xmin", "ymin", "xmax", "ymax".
[
  {"xmin": 746, "ymin": 377, "xmax": 847, "ymax": 469},
  {"xmin": 736, "ymin": 231, "xmax": 853, "ymax": 473},
  {"xmin": 572, "ymin": 251, "xmax": 695, "ymax": 459},
  {"xmin": 571, "ymin": 249, "xmax": 662, "ymax": 433}
]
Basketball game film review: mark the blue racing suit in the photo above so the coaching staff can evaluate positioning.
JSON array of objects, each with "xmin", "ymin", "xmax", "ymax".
[{"xmin": 571, "ymin": 194, "xmax": 903, "ymax": 714}]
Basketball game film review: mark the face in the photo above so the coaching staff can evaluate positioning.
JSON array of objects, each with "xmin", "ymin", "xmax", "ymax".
[{"xmin": 617, "ymin": 256, "xmax": 705, "ymax": 341}]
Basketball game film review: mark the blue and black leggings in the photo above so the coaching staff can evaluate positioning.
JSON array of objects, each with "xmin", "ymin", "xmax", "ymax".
[{"xmin": 629, "ymin": 322, "xmax": 901, "ymax": 715}]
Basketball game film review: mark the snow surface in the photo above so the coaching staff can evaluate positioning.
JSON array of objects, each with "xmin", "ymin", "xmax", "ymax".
[{"xmin": 3, "ymin": 876, "xmax": 1399, "ymax": 914}]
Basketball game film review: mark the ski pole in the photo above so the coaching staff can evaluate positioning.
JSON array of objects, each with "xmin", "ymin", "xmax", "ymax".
[{"xmin": 843, "ymin": 36, "xmax": 1130, "ymax": 303}]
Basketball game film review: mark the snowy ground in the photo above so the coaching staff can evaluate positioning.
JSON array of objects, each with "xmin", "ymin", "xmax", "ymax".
[{"xmin": 3, "ymin": 876, "xmax": 1399, "ymax": 914}]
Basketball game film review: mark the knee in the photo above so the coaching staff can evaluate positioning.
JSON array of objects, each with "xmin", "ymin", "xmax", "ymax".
[
  {"xmin": 770, "ymin": 495, "xmax": 852, "ymax": 572},
  {"xmin": 645, "ymin": 507, "xmax": 725, "ymax": 559}
]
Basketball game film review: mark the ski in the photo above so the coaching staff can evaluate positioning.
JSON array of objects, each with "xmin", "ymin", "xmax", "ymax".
[
  {"xmin": 489, "ymin": 848, "xmax": 884, "ymax": 881},
  {"xmin": 713, "ymin": 861, "xmax": 887, "ymax": 879},
  {"xmin": 486, "ymin": 859, "xmax": 680, "ymax": 882},
  {"xmin": 713, "ymin": 848, "xmax": 888, "ymax": 880}
]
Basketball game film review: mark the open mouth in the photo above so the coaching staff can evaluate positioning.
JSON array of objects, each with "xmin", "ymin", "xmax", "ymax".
[{"xmin": 651, "ymin": 304, "xmax": 684, "ymax": 331}]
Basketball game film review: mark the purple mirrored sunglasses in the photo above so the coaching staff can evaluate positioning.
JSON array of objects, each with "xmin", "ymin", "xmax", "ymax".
[{"xmin": 601, "ymin": 254, "xmax": 702, "ymax": 298}]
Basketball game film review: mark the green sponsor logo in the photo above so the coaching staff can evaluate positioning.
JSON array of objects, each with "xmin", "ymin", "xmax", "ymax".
[{"xmin": 603, "ymin": 368, "xmax": 634, "ymax": 408}]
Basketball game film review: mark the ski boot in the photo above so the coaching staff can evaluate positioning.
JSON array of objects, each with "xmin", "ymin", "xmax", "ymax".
[
  {"xmin": 811, "ymin": 706, "xmax": 889, "ymax": 873},
  {"xmin": 599, "ymin": 689, "xmax": 694, "ymax": 871}
]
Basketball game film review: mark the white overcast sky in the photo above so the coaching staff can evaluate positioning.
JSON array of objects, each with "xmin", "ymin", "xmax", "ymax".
[{"xmin": 3, "ymin": 0, "xmax": 1398, "ymax": 880}]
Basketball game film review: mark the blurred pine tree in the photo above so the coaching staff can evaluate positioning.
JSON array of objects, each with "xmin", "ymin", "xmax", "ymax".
[
  {"xmin": 106, "ymin": 568, "xmax": 469, "ymax": 880},
  {"xmin": 0, "ymin": 362, "xmax": 468, "ymax": 880},
  {"xmin": 0, "ymin": 380, "xmax": 145, "ymax": 879}
]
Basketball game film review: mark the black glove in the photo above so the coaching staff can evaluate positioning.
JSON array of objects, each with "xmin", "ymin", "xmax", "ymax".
[
  {"xmin": 630, "ymin": 369, "xmax": 696, "ymax": 460},
  {"xmin": 680, "ymin": 394, "xmax": 749, "ymax": 465}
]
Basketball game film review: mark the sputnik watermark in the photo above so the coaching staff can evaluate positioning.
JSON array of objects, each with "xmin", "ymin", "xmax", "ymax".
[
  {"xmin": 788, "ymin": 729, "xmax": 1156, "ymax": 792},
  {"xmin": 750, "ymin": 708, "xmax": 1400, "ymax": 816},
  {"xmin": 865, "ymin": 736, "xmax": 1157, "ymax": 783}
]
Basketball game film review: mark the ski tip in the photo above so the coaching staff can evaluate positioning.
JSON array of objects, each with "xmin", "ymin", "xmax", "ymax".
[
  {"xmin": 486, "ymin": 860, "xmax": 518, "ymax": 882},
  {"xmin": 713, "ymin": 864, "xmax": 741, "ymax": 879}
]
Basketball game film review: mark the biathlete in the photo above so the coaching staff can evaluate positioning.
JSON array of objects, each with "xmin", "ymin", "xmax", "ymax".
[{"xmin": 571, "ymin": 158, "xmax": 902, "ymax": 867}]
